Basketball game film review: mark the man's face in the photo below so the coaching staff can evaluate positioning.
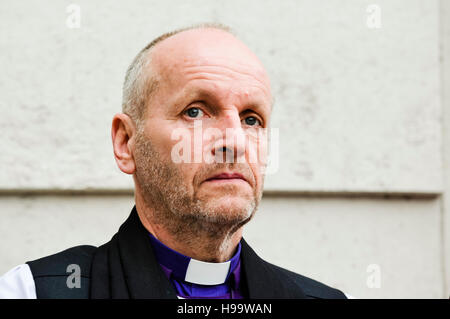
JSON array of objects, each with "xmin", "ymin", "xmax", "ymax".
[{"xmin": 133, "ymin": 29, "xmax": 272, "ymax": 229}]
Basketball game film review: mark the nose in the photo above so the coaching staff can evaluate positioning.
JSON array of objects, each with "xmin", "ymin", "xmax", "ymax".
[{"xmin": 210, "ymin": 110, "xmax": 246, "ymax": 163}]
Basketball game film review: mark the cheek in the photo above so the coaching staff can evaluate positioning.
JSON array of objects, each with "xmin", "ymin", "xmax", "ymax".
[
  {"xmin": 248, "ymin": 162, "xmax": 262, "ymax": 188},
  {"xmin": 146, "ymin": 121, "xmax": 189, "ymax": 160},
  {"xmin": 184, "ymin": 163, "xmax": 202, "ymax": 183},
  {"xmin": 249, "ymin": 136, "xmax": 269, "ymax": 190},
  {"xmin": 246, "ymin": 129, "xmax": 269, "ymax": 168}
]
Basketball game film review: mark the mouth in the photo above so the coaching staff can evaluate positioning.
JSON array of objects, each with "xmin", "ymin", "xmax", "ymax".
[{"xmin": 204, "ymin": 172, "xmax": 248, "ymax": 184}]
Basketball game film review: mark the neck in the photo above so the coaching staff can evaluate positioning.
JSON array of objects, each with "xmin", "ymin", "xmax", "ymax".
[{"xmin": 135, "ymin": 191, "xmax": 244, "ymax": 263}]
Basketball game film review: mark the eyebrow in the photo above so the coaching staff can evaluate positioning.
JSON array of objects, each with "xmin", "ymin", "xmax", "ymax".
[{"xmin": 177, "ymin": 86, "xmax": 272, "ymax": 115}]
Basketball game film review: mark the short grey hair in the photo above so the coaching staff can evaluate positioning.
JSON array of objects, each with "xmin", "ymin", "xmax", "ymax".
[{"xmin": 122, "ymin": 23, "xmax": 233, "ymax": 129}]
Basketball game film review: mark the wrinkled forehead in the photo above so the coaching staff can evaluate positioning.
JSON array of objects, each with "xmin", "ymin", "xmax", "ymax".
[{"xmin": 148, "ymin": 28, "xmax": 272, "ymax": 94}]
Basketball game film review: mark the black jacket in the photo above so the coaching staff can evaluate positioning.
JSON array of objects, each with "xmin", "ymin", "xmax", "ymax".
[{"xmin": 26, "ymin": 207, "xmax": 347, "ymax": 299}]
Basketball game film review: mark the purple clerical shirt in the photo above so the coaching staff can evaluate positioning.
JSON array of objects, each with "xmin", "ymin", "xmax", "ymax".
[{"xmin": 148, "ymin": 233, "xmax": 244, "ymax": 299}]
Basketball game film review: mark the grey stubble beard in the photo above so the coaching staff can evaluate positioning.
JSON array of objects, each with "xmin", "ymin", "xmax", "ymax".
[{"xmin": 133, "ymin": 130, "xmax": 264, "ymax": 257}]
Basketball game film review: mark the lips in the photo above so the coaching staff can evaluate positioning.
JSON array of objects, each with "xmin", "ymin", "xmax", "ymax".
[{"xmin": 205, "ymin": 172, "xmax": 247, "ymax": 183}]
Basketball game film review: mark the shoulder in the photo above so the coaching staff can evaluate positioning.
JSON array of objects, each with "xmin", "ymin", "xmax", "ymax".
[
  {"xmin": 264, "ymin": 261, "xmax": 348, "ymax": 299},
  {"xmin": 0, "ymin": 264, "xmax": 36, "ymax": 298},
  {"xmin": 26, "ymin": 245, "xmax": 97, "ymax": 277},
  {"xmin": 25, "ymin": 245, "xmax": 97, "ymax": 299},
  {"xmin": 240, "ymin": 239, "xmax": 349, "ymax": 299}
]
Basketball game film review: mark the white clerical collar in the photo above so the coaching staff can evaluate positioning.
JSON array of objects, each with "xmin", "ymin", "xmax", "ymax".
[
  {"xmin": 148, "ymin": 232, "xmax": 242, "ymax": 286},
  {"xmin": 185, "ymin": 258, "xmax": 231, "ymax": 285}
]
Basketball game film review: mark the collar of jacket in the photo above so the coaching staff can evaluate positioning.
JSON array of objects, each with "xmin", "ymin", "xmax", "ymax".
[{"xmin": 90, "ymin": 206, "xmax": 307, "ymax": 299}]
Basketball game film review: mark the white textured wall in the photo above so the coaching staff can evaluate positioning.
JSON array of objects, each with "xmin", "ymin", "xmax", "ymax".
[
  {"xmin": 441, "ymin": 0, "xmax": 450, "ymax": 299},
  {"xmin": 0, "ymin": 0, "xmax": 448, "ymax": 298},
  {"xmin": 0, "ymin": 0, "xmax": 442, "ymax": 193}
]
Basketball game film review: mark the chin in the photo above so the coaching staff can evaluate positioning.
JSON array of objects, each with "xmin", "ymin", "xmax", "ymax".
[{"xmin": 203, "ymin": 196, "xmax": 256, "ymax": 220}]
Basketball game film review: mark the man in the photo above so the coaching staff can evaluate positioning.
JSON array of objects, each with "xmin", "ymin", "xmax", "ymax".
[{"xmin": 0, "ymin": 24, "xmax": 349, "ymax": 299}]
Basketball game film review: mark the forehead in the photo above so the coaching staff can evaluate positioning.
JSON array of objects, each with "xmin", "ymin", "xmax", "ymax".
[{"xmin": 148, "ymin": 29, "xmax": 272, "ymax": 106}]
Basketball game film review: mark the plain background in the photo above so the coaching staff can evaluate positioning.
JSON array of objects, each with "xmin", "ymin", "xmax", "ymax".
[{"xmin": 0, "ymin": 0, "xmax": 449, "ymax": 298}]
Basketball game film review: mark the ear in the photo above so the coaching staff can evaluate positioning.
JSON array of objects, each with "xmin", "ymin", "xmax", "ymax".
[{"xmin": 111, "ymin": 113, "xmax": 137, "ymax": 175}]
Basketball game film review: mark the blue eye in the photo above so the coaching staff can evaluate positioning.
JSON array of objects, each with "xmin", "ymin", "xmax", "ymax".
[
  {"xmin": 244, "ymin": 116, "xmax": 261, "ymax": 126},
  {"xmin": 185, "ymin": 107, "xmax": 203, "ymax": 118}
]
